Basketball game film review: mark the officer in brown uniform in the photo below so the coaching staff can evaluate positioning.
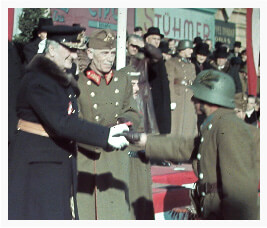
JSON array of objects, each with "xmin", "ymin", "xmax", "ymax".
[
  {"xmin": 76, "ymin": 29, "xmax": 140, "ymax": 220},
  {"xmin": 165, "ymin": 40, "xmax": 198, "ymax": 154},
  {"xmin": 132, "ymin": 70, "xmax": 259, "ymax": 220}
]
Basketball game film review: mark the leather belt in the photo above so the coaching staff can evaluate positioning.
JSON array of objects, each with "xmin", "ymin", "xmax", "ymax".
[
  {"xmin": 17, "ymin": 119, "xmax": 49, "ymax": 137},
  {"xmin": 174, "ymin": 78, "xmax": 193, "ymax": 86},
  {"xmin": 196, "ymin": 182, "xmax": 218, "ymax": 195}
]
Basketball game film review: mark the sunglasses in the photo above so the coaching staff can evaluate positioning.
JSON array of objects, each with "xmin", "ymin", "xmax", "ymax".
[{"xmin": 129, "ymin": 44, "xmax": 141, "ymax": 49}]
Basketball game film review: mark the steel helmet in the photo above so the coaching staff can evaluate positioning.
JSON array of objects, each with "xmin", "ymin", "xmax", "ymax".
[
  {"xmin": 190, "ymin": 70, "xmax": 236, "ymax": 108},
  {"xmin": 177, "ymin": 40, "xmax": 193, "ymax": 51}
]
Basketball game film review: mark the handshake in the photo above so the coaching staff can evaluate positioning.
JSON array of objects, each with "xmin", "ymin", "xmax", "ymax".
[{"xmin": 107, "ymin": 124, "xmax": 146, "ymax": 150}]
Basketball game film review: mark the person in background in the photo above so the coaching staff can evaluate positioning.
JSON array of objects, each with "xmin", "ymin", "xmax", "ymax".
[
  {"xmin": 126, "ymin": 34, "xmax": 145, "ymax": 65},
  {"xmin": 245, "ymin": 95, "xmax": 260, "ymax": 127},
  {"xmin": 143, "ymin": 27, "xmax": 171, "ymax": 134},
  {"xmin": 210, "ymin": 45, "xmax": 242, "ymax": 94},
  {"xmin": 23, "ymin": 17, "xmax": 53, "ymax": 64},
  {"xmin": 234, "ymin": 94, "xmax": 260, "ymax": 189},
  {"xmin": 192, "ymin": 36, "xmax": 203, "ymax": 58},
  {"xmin": 165, "ymin": 40, "xmax": 198, "ymax": 156},
  {"xmin": 238, "ymin": 64, "xmax": 248, "ymax": 95},
  {"xmin": 8, "ymin": 25, "xmax": 129, "ymax": 220},
  {"xmin": 191, "ymin": 42, "xmax": 212, "ymax": 75},
  {"xmin": 76, "ymin": 29, "xmax": 141, "ymax": 220},
  {"xmin": 229, "ymin": 41, "xmax": 242, "ymax": 58},
  {"xmin": 133, "ymin": 26, "xmax": 143, "ymax": 37}
]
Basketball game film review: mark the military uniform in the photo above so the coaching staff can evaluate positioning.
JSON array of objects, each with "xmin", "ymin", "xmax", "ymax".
[
  {"xmin": 76, "ymin": 67, "xmax": 140, "ymax": 219},
  {"xmin": 165, "ymin": 56, "xmax": 198, "ymax": 152},
  {"xmin": 122, "ymin": 63, "xmax": 158, "ymax": 219},
  {"xmin": 192, "ymin": 108, "xmax": 259, "ymax": 219}
]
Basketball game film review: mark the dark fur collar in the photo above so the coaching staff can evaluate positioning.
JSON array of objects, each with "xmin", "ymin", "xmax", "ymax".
[{"xmin": 26, "ymin": 54, "xmax": 80, "ymax": 96}]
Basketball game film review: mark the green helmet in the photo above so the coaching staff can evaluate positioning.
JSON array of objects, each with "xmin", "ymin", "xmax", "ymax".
[
  {"xmin": 190, "ymin": 70, "xmax": 236, "ymax": 108},
  {"xmin": 177, "ymin": 40, "xmax": 193, "ymax": 50}
]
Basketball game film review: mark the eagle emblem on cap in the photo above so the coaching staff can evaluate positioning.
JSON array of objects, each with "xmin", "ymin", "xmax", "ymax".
[{"xmin": 104, "ymin": 33, "xmax": 115, "ymax": 42}]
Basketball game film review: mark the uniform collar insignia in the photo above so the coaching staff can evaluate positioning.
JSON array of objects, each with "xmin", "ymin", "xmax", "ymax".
[
  {"xmin": 105, "ymin": 70, "xmax": 114, "ymax": 85},
  {"xmin": 86, "ymin": 70, "xmax": 114, "ymax": 86}
]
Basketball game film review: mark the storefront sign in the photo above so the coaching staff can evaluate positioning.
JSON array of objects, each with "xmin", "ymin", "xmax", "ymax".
[{"xmin": 215, "ymin": 20, "xmax": 236, "ymax": 47}]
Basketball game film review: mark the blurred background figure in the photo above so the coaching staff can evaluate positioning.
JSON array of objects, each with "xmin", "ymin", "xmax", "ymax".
[
  {"xmin": 133, "ymin": 26, "xmax": 143, "ymax": 37},
  {"xmin": 126, "ymin": 34, "xmax": 145, "ymax": 65},
  {"xmin": 191, "ymin": 42, "xmax": 212, "ymax": 75},
  {"xmin": 210, "ymin": 45, "xmax": 242, "ymax": 94},
  {"xmin": 23, "ymin": 17, "xmax": 53, "ymax": 64},
  {"xmin": 245, "ymin": 95, "xmax": 260, "ymax": 127}
]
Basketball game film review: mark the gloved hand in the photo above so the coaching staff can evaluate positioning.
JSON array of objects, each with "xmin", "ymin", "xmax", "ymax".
[{"xmin": 108, "ymin": 124, "xmax": 130, "ymax": 150}]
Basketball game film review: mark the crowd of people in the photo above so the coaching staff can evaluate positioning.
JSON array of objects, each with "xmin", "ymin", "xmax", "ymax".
[{"xmin": 8, "ymin": 17, "xmax": 260, "ymax": 220}]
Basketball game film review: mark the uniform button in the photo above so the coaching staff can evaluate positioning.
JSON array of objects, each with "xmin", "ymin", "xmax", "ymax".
[
  {"xmin": 199, "ymin": 173, "xmax": 204, "ymax": 179},
  {"xmin": 208, "ymin": 123, "xmax": 213, "ymax": 130},
  {"xmin": 115, "ymin": 114, "xmax": 118, "ymax": 118},
  {"xmin": 201, "ymin": 192, "xmax": 206, "ymax": 196},
  {"xmin": 201, "ymin": 207, "xmax": 204, "ymax": 212},
  {"xmin": 197, "ymin": 153, "xmax": 201, "ymax": 160},
  {"xmin": 74, "ymin": 94, "xmax": 77, "ymax": 98},
  {"xmin": 93, "ymin": 104, "xmax": 98, "ymax": 109},
  {"xmin": 115, "ymin": 89, "xmax": 119, "ymax": 94},
  {"xmin": 90, "ymin": 92, "xmax": 95, "ymax": 97},
  {"xmin": 78, "ymin": 109, "xmax": 80, "ymax": 113},
  {"xmin": 185, "ymin": 88, "xmax": 188, "ymax": 92},
  {"xmin": 69, "ymin": 94, "xmax": 72, "ymax": 98},
  {"xmin": 115, "ymin": 102, "xmax": 119, "ymax": 106},
  {"xmin": 69, "ymin": 154, "xmax": 72, "ymax": 158},
  {"xmin": 200, "ymin": 137, "xmax": 204, "ymax": 143},
  {"xmin": 72, "ymin": 110, "xmax": 76, "ymax": 114},
  {"xmin": 87, "ymin": 81, "xmax": 92, "ymax": 85},
  {"xmin": 114, "ymin": 77, "xmax": 118, "ymax": 82},
  {"xmin": 95, "ymin": 116, "xmax": 100, "ymax": 121}
]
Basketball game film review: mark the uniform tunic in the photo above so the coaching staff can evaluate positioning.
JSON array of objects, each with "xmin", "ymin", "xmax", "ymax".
[
  {"xmin": 165, "ymin": 57, "xmax": 198, "ymax": 154},
  {"xmin": 8, "ymin": 55, "xmax": 110, "ymax": 220},
  {"xmin": 195, "ymin": 108, "xmax": 259, "ymax": 219},
  {"xmin": 145, "ymin": 108, "xmax": 259, "ymax": 220},
  {"xmin": 76, "ymin": 68, "xmax": 140, "ymax": 220}
]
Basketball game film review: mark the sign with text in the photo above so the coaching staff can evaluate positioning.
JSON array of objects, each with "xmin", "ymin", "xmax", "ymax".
[
  {"xmin": 136, "ymin": 8, "xmax": 215, "ymax": 42},
  {"xmin": 215, "ymin": 20, "xmax": 236, "ymax": 47},
  {"xmin": 50, "ymin": 8, "xmax": 135, "ymax": 36}
]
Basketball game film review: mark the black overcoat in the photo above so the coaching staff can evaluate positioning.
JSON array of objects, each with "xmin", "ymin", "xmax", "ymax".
[
  {"xmin": 8, "ymin": 55, "xmax": 110, "ymax": 220},
  {"xmin": 147, "ymin": 58, "xmax": 171, "ymax": 134}
]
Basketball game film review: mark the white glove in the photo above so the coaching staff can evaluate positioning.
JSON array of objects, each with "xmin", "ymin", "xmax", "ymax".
[{"xmin": 108, "ymin": 124, "xmax": 130, "ymax": 150}]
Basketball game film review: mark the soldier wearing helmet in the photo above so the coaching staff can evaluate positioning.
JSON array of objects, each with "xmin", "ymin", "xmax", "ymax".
[{"xmin": 128, "ymin": 69, "xmax": 260, "ymax": 220}]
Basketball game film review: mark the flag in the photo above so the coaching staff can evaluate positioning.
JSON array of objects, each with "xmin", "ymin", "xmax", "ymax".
[{"xmin": 246, "ymin": 8, "xmax": 260, "ymax": 96}]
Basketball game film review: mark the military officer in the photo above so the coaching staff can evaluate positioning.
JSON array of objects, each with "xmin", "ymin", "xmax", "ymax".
[
  {"xmin": 134, "ymin": 70, "xmax": 259, "ymax": 220},
  {"xmin": 76, "ymin": 29, "xmax": 141, "ymax": 220},
  {"xmin": 165, "ymin": 40, "xmax": 198, "ymax": 153},
  {"xmin": 8, "ymin": 25, "xmax": 130, "ymax": 220}
]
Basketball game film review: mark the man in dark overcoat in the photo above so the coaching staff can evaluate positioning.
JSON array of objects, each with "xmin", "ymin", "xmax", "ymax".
[
  {"xmin": 133, "ymin": 70, "xmax": 259, "ymax": 220},
  {"xmin": 210, "ymin": 46, "xmax": 242, "ymax": 94},
  {"xmin": 144, "ymin": 27, "xmax": 171, "ymax": 134},
  {"xmin": 76, "ymin": 29, "xmax": 141, "ymax": 219},
  {"xmin": 8, "ymin": 25, "xmax": 130, "ymax": 220}
]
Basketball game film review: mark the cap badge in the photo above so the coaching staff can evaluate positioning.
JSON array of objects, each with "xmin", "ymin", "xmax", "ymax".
[{"xmin": 104, "ymin": 33, "xmax": 115, "ymax": 42}]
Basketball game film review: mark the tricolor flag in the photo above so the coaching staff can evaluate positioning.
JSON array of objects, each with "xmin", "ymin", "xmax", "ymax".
[{"xmin": 246, "ymin": 8, "xmax": 260, "ymax": 96}]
